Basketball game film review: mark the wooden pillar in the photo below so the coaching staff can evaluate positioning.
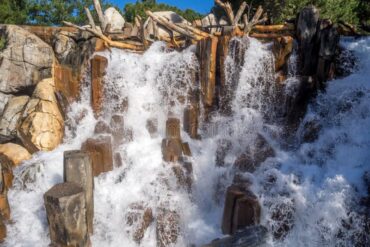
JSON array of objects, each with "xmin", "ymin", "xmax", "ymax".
[
  {"xmin": 44, "ymin": 182, "xmax": 90, "ymax": 247},
  {"xmin": 222, "ymin": 185, "xmax": 261, "ymax": 235},
  {"xmin": 81, "ymin": 136, "xmax": 113, "ymax": 176},
  {"xmin": 64, "ymin": 151, "xmax": 94, "ymax": 234},
  {"xmin": 91, "ymin": 55, "xmax": 108, "ymax": 116},
  {"xmin": 196, "ymin": 37, "xmax": 218, "ymax": 108}
]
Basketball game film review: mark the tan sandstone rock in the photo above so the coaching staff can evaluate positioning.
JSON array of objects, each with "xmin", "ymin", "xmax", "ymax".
[
  {"xmin": 18, "ymin": 78, "xmax": 64, "ymax": 152},
  {"xmin": 0, "ymin": 143, "xmax": 31, "ymax": 166}
]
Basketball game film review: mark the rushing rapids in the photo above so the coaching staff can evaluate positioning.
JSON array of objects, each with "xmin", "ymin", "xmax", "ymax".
[{"xmin": 4, "ymin": 36, "xmax": 370, "ymax": 247}]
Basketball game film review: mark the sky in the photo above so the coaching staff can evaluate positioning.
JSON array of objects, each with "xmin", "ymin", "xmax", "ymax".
[{"xmin": 109, "ymin": 0, "xmax": 214, "ymax": 14}]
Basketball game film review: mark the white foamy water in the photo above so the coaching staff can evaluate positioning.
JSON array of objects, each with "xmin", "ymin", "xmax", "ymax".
[{"xmin": 4, "ymin": 37, "xmax": 370, "ymax": 247}]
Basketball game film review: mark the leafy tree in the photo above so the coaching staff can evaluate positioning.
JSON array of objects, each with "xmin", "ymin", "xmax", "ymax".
[
  {"xmin": 26, "ymin": 0, "xmax": 116, "ymax": 26},
  {"xmin": 0, "ymin": 0, "xmax": 28, "ymax": 24},
  {"xmin": 124, "ymin": 1, "xmax": 202, "ymax": 23}
]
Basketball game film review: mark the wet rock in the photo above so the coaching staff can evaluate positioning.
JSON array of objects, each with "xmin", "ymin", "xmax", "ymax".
[
  {"xmin": 222, "ymin": 185, "xmax": 261, "ymax": 235},
  {"xmin": 125, "ymin": 203, "xmax": 154, "ymax": 243},
  {"xmin": 197, "ymin": 36, "xmax": 218, "ymax": 107},
  {"xmin": 172, "ymin": 161, "xmax": 193, "ymax": 192},
  {"xmin": 317, "ymin": 26, "xmax": 339, "ymax": 83},
  {"xmin": 0, "ymin": 193, "xmax": 10, "ymax": 221},
  {"xmin": 0, "ymin": 143, "xmax": 31, "ymax": 166},
  {"xmin": 0, "ymin": 155, "xmax": 13, "ymax": 191},
  {"xmin": 53, "ymin": 31, "xmax": 77, "ymax": 63},
  {"xmin": 110, "ymin": 114, "xmax": 124, "ymax": 147},
  {"xmin": 44, "ymin": 182, "xmax": 90, "ymax": 247},
  {"xmin": 301, "ymin": 118, "xmax": 321, "ymax": 143},
  {"xmin": 156, "ymin": 208, "xmax": 180, "ymax": 247},
  {"xmin": 113, "ymin": 152, "xmax": 123, "ymax": 167},
  {"xmin": 91, "ymin": 55, "xmax": 108, "ymax": 116},
  {"xmin": 81, "ymin": 135, "xmax": 113, "ymax": 177},
  {"xmin": 64, "ymin": 151, "xmax": 94, "ymax": 234},
  {"xmin": 273, "ymin": 36, "xmax": 293, "ymax": 72},
  {"xmin": 233, "ymin": 135, "xmax": 275, "ymax": 172},
  {"xmin": 216, "ymin": 139, "xmax": 232, "ymax": 167},
  {"xmin": 0, "ymin": 215, "xmax": 6, "ymax": 242},
  {"xmin": 104, "ymin": 7, "xmax": 125, "ymax": 32},
  {"xmin": 269, "ymin": 200, "xmax": 295, "ymax": 240},
  {"xmin": 183, "ymin": 105, "xmax": 199, "ymax": 139},
  {"xmin": 17, "ymin": 78, "xmax": 64, "ymax": 152},
  {"xmin": 296, "ymin": 6, "xmax": 320, "ymax": 76},
  {"xmin": 203, "ymin": 225, "xmax": 268, "ymax": 247},
  {"xmin": 162, "ymin": 118, "xmax": 192, "ymax": 162},
  {"xmin": 217, "ymin": 34, "xmax": 232, "ymax": 115},
  {"xmin": 54, "ymin": 64, "xmax": 81, "ymax": 103},
  {"xmin": 0, "ymin": 96, "xmax": 29, "ymax": 143},
  {"xmin": 94, "ymin": 120, "xmax": 112, "ymax": 135},
  {"xmin": 146, "ymin": 118, "xmax": 158, "ymax": 138},
  {"xmin": 0, "ymin": 25, "xmax": 54, "ymax": 94}
]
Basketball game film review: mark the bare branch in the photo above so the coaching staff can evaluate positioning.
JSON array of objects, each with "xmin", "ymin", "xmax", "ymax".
[
  {"xmin": 84, "ymin": 7, "xmax": 97, "ymax": 31},
  {"xmin": 233, "ymin": 2, "xmax": 248, "ymax": 26},
  {"xmin": 93, "ymin": 0, "xmax": 106, "ymax": 31},
  {"xmin": 215, "ymin": 0, "xmax": 235, "ymax": 24}
]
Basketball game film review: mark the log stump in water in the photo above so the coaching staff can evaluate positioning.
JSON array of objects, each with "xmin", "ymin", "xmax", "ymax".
[
  {"xmin": 81, "ymin": 136, "xmax": 113, "ymax": 176},
  {"xmin": 44, "ymin": 182, "xmax": 90, "ymax": 247},
  {"xmin": 64, "ymin": 151, "xmax": 94, "ymax": 234},
  {"xmin": 91, "ymin": 55, "xmax": 108, "ymax": 116},
  {"xmin": 222, "ymin": 185, "xmax": 261, "ymax": 235}
]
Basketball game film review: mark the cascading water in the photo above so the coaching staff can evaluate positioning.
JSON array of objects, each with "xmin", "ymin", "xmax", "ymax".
[{"xmin": 4, "ymin": 36, "xmax": 370, "ymax": 247}]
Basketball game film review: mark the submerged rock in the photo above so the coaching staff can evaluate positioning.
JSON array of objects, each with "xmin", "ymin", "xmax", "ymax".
[{"xmin": 203, "ymin": 225, "xmax": 268, "ymax": 247}]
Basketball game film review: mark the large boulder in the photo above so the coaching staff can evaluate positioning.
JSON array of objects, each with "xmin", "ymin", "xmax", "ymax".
[
  {"xmin": 104, "ymin": 7, "xmax": 125, "ymax": 32},
  {"xmin": 17, "ymin": 78, "xmax": 64, "ymax": 152},
  {"xmin": 0, "ymin": 143, "xmax": 31, "ymax": 166},
  {"xmin": 53, "ymin": 31, "xmax": 77, "ymax": 63},
  {"xmin": 0, "ymin": 96, "xmax": 29, "ymax": 143},
  {"xmin": 0, "ymin": 25, "xmax": 54, "ymax": 94},
  {"xmin": 144, "ymin": 11, "xmax": 191, "ymax": 40}
]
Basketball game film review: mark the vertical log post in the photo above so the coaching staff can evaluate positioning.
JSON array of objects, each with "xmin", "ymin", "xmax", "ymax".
[
  {"xmin": 91, "ymin": 55, "xmax": 108, "ymax": 117},
  {"xmin": 44, "ymin": 182, "xmax": 90, "ymax": 247},
  {"xmin": 64, "ymin": 151, "xmax": 94, "ymax": 234}
]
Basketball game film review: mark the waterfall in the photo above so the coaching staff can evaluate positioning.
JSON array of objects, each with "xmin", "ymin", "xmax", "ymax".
[{"xmin": 4, "ymin": 36, "xmax": 370, "ymax": 247}]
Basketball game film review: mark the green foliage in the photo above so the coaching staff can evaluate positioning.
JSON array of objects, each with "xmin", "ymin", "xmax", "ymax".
[
  {"xmin": 124, "ymin": 1, "xmax": 202, "ymax": 23},
  {"xmin": 26, "ymin": 0, "xmax": 116, "ymax": 26},
  {"xmin": 215, "ymin": 0, "xmax": 362, "ymax": 26},
  {"xmin": 0, "ymin": 0, "xmax": 28, "ymax": 24}
]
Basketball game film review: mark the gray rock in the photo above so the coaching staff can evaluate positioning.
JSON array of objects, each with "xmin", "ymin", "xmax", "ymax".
[
  {"xmin": 0, "ymin": 25, "xmax": 54, "ymax": 94},
  {"xmin": 0, "ymin": 92, "xmax": 12, "ymax": 117},
  {"xmin": 104, "ymin": 7, "xmax": 125, "ymax": 32},
  {"xmin": 0, "ymin": 95, "xmax": 29, "ymax": 143},
  {"xmin": 53, "ymin": 31, "xmax": 77, "ymax": 64}
]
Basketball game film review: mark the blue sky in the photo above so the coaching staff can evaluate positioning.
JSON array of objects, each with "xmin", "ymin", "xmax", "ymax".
[{"xmin": 109, "ymin": 0, "xmax": 214, "ymax": 14}]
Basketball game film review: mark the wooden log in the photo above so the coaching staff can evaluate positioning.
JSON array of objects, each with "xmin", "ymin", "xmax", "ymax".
[
  {"xmin": 233, "ymin": 2, "xmax": 248, "ymax": 26},
  {"xmin": 175, "ymin": 23, "xmax": 211, "ymax": 38},
  {"xmin": 64, "ymin": 151, "xmax": 94, "ymax": 235},
  {"xmin": 215, "ymin": 0, "xmax": 235, "ymax": 24},
  {"xmin": 85, "ymin": 7, "xmax": 97, "ymax": 31},
  {"xmin": 196, "ymin": 36, "xmax": 218, "ymax": 107},
  {"xmin": 63, "ymin": 21, "xmax": 144, "ymax": 51},
  {"xmin": 253, "ymin": 24, "xmax": 295, "ymax": 33},
  {"xmin": 93, "ymin": 0, "xmax": 106, "ymax": 31},
  {"xmin": 145, "ymin": 11, "xmax": 202, "ymax": 41},
  {"xmin": 44, "ymin": 182, "xmax": 90, "ymax": 247},
  {"xmin": 91, "ymin": 55, "xmax": 108, "ymax": 116},
  {"xmin": 250, "ymin": 33, "xmax": 292, "ymax": 39},
  {"xmin": 81, "ymin": 136, "xmax": 113, "ymax": 176}
]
